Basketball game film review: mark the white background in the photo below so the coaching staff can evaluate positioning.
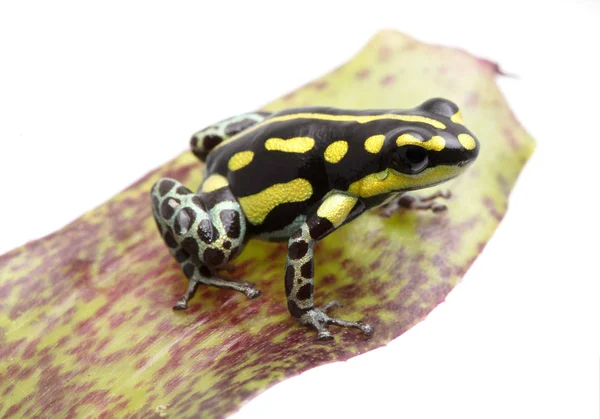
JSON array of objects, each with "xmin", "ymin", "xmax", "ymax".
[{"xmin": 1, "ymin": 1, "xmax": 599, "ymax": 418}]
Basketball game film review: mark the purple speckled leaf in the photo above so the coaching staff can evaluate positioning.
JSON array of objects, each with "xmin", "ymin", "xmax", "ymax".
[{"xmin": 0, "ymin": 30, "xmax": 534, "ymax": 418}]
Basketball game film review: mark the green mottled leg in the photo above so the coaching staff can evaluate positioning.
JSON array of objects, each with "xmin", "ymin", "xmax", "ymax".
[
  {"xmin": 380, "ymin": 190, "xmax": 451, "ymax": 217},
  {"xmin": 285, "ymin": 195, "xmax": 373, "ymax": 340},
  {"xmin": 151, "ymin": 177, "xmax": 260, "ymax": 309}
]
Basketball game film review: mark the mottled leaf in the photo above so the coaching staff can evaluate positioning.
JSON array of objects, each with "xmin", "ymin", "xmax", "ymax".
[{"xmin": 0, "ymin": 30, "xmax": 534, "ymax": 418}]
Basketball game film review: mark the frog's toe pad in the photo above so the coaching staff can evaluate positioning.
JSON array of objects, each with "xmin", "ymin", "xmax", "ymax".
[
  {"xmin": 245, "ymin": 288, "xmax": 262, "ymax": 299},
  {"xmin": 431, "ymin": 203, "xmax": 448, "ymax": 213},
  {"xmin": 172, "ymin": 299, "xmax": 189, "ymax": 311}
]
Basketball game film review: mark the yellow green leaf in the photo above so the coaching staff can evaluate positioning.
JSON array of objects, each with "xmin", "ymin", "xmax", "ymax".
[{"xmin": 0, "ymin": 30, "xmax": 534, "ymax": 418}]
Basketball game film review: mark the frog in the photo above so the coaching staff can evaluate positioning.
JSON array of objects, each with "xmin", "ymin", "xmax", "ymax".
[{"xmin": 150, "ymin": 98, "xmax": 480, "ymax": 340}]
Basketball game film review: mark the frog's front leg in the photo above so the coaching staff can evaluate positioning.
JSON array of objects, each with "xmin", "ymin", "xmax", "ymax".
[
  {"xmin": 285, "ymin": 193, "xmax": 373, "ymax": 340},
  {"xmin": 151, "ymin": 177, "xmax": 260, "ymax": 310},
  {"xmin": 379, "ymin": 190, "xmax": 452, "ymax": 217}
]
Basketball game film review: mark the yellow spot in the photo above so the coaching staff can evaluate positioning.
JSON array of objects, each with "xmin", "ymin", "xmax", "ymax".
[
  {"xmin": 317, "ymin": 193, "xmax": 358, "ymax": 227},
  {"xmin": 228, "ymin": 151, "xmax": 254, "ymax": 171},
  {"xmin": 215, "ymin": 112, "xmax": 446, "ymax": 150},
  {"xmin": 201, "ymin": 174, "xmax": 229, "ymax": 193},
  {"xmin": 396, "ymin": 134, "xmax": 445, "ymax": 151},
  {"xmin": 324, "ymin": 141, "xmax": 348, "ymax": 163},
  {"xmin": 265, "ymin": 137, "xmax": 315, "ymax": 153},
  {"xmin": 348, "ymin": 165, "xmax": 465, "ymax": 198},
  {"xmin": 238, "ymin": 179, "xmax": 313, "ymax": 225},
  {"xmin": 364, "ymin": 135, "xmax": 386, "ymax": 153},
  {"xmin": 451, "ymin": 111, "xmax": 464, "ymax": 125},
  {"xmin": 458, "ymin": 133, "xmax": 477, "ymax": 150}
]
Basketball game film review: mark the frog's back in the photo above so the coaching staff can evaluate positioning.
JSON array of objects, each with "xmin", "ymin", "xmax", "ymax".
[
  {"xmin": 202, "ymin": 105, "xmax": 457, "ymax": 237},
  {"xmin": 203, "ymin": 113, "xmax": 332, "ymax": 237}
]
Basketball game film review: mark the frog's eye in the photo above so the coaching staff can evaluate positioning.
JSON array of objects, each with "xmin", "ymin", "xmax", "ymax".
[
  {"xmin": 419, "ymin": 98, "xmax": 458, "ymax": 119},
  {"xmin": 392, "ymin": 145, "xmax": 429, "ymax": 174}
]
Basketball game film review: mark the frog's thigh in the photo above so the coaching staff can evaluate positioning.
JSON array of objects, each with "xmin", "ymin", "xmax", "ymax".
[{"xmin": 151, "ymin": 177, "xmax": 258, "ymax": 308}]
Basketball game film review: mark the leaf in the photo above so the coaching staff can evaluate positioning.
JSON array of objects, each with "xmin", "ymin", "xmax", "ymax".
[{"xmin": 0, "ymin": 30, "xmax": 534, "ymax": 418}]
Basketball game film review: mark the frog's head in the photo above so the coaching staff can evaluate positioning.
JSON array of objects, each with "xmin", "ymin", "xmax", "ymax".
[
  {"xmin": 387, "ymin": 98, "xmax": 480, "ymax": 188},
  {"xmin": 350, "ymin": 98, "xmax": 480, "ymax": 197}
]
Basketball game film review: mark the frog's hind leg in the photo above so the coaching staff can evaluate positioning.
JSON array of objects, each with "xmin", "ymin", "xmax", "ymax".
[
  {"xmin": 151, "ymin": 178, "xmax": 260, "ymax": 309},
  {"xmin": 379, "ymin": 190, "xmax": 452, "ymax": 217},
  {"xmin": 190, "ymin": 111, "xmax": 271, "ymax": 161}
]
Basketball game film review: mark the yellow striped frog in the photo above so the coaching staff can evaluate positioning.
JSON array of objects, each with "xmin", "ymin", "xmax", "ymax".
[{"xmin": 151, "ymin": 98, "xmax": 479, "ymax": 340}]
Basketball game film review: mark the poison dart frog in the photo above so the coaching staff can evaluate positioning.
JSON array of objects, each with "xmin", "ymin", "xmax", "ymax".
[{"xmin": 151, "ymin": 98, "xmax": 480, "ymax": 340}]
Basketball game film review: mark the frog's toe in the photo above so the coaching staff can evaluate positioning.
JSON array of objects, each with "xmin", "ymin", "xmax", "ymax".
[
  {"xmin": 317, "ymin": 330, "xmax": 334, "ymax": 341},
  {"xmin": 322, "ymin": 300, "xmax": 344, "ymax": 313},
  {"xmin": 172, "ymin": 299, "xmax": 189, "ymax": 311},
  {"xmin": 299, "ymin": 306, "xmax": 373, "ymax": 340},
  {"xmin": 244, "ymin": 286, "xmax": 261, "ymax": 299},
  {"xmin": 431, "ymin": 203, "xmax": 448, "ymax": 213}
]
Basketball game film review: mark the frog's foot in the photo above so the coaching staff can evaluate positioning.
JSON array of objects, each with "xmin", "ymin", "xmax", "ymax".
[
  {"xmin": 380, "ymin": 190, "xmax": 451, "ymax": 218},
  {"xmin": 173, "ymin": 272, "xmax": 261, "ymax": 311},
  {"xmin": 298, "ymin": 302, "xmax": 374, "ymax": 341}
]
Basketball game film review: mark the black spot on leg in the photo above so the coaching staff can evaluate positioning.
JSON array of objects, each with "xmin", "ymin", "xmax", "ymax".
[
  {"xmin": 288, "ymin": 241, "xmax": 308, "ymax": 259},
  {"xmin": 300, "ymin": 261, "xmax": 313, "ymax": 278},
  {"xmin": 183, "ymin": 264, "xmax": 195, "ymax": 279},
  {"xmin": 191, "ymin": 196, "xmax": 206, "ymax": 211},
  {"xmin": 160, "ymin": 198, "xmax": 179, "ymax": 219},
  {"xmin": 197, "ymin": 219, "xmax": 218, "ymax": 244},
  {"xmin": 175, "ymin": 249, "xmax": 190, "ymax": 263},
  {"xmin": 222, "ymin": 240, "xmax": 231, "ymax": 250},
  {"xmin": 285, "ymin": 265, "xmax": 295, "ymax": 296},
  {"xmin": 174, "ymin": 207, "xmax": 196, "ymax": 235},
  {"xmin": 308, "ymin": 217, "xmax": 334, "ymax": 240},
  {"xmin": 220, "ymin": 210, "xmax": 241, "ymax": 239},
  {"xmin": 203, "ymin": 135, "xmax": 222, "ymax": 151},
  {"xmin": 203, "ymin": 248, "xmax": 225, "ymax": 266},
  {"xmin": 199, "ymin": 265, "xmax": 211, "ymax": 277},
  {"xmin": 158, "ymin": 180, "xmax": 176, "ymax": 197},
  {"xmin": 181, "ymin": 237, "xmax": 199, "ymax": 257},
  {"xmin": 229, "ymin": 246, "xmax": 240, "ymax": 258},
  {"xmin": 296, "ymin": 284, "xmax": 313, "ymax": 301},
  {"xmin": 291, "ymin": 229, "xmax": 302, "ymax": 240},
  {"xmin": 287, "ymin": 300, "xmax": 307, "ymax": 318},
  {"xmin": 154, "ymin": 219, "xmax": 164, "ymax": 234},
  {"xmin": 164, "ymin": 231, "xmax": 178, "ymax": 248},
  {"xmin": 176, "ymin": 186, "xmax": 191, "ymax": 195}
]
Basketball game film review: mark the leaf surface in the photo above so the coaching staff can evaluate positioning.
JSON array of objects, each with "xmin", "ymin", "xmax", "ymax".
[{"xmin": 0, "ymin": 30, "xmax": 534, "ymax": 418}]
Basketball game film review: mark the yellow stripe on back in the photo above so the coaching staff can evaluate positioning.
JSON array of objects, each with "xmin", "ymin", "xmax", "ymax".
[
  {"xmin": 201, "ymin": 174, "xmax": 229, "ymax": 193},
  {"xmin": 215, "ymin": 112, "xmax": 446, "ymax": 151},
  {"xmin": 265, "ymin": 137, "xmax": 315, "ymax": 153},
  {"xmin": 228, "ymin": 151, "xmax": 254, "ymax": 171},
  {"xmin": 324, "ymin": 141, "xmax": 348, "ymax": 163},
  {"xmin": 238, "ymin": 178, "xmax": 313, "ymax": 225}
]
